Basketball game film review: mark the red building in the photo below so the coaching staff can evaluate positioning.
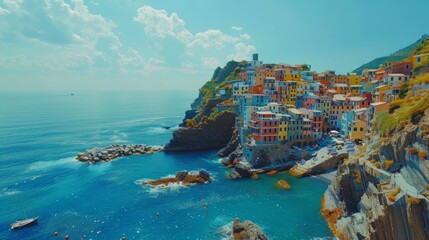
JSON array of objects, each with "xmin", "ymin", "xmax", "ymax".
[
  {"xmin": 389, "ymin": 61, "xmax": 413, "ymax": 76},
  {"xmin": 251, "ymin": 85, "xmax": 264, "ymax": 94},
  {"xmin": 250, "ymin": 112, "xmax": 280, "ymax": 144}
]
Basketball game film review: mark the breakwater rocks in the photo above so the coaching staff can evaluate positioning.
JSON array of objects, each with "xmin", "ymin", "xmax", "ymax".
[
  {"xmin": 76, "ymin": 144, "xmax": 163, "ymax": 163},
  {"xmin": 165, "ymin": 111, "xmax": 235, "ymax": 152},
  {"xmin": 143, "ymin": 170, "xmax": 212, "ymax": 186},
  {"xmin": 232, "ymin": 218, "xmax": 268, "ymax": 240}
]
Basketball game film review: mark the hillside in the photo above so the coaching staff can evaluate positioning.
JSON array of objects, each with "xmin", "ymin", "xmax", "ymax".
[
  {"xmin": 352, "ymin": 35, "xmax": 428, "ymax": 75},
  {"xmin": 165, "ymin": 60, "xmax": 245, "ymax": 151}
]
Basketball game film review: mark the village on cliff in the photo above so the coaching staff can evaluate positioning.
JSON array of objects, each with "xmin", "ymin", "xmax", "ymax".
[{"xmin": 204, "ymin": 44, "xmax": 429, "ymax": 172}]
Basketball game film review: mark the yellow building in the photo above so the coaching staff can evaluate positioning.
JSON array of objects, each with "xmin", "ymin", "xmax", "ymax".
[
  {"xmin": 278, "ymin": 117, "xmax": 288, "ymax": 141},
  {"xmin": 349, "ymin": 85, "xmax": 362, "ymax": 96},
  {"xmin": 413, "ymin": 53, "xmax": 429, "ymax": 69},
  {"xmin": 348, "ymin": 73, "xmax": 362, "ymax": 85},
  {"xmin": 285, "ymin": 81, "xmax": 297, "ymax": 105},
  {"xmin": 284, "ymin": 73, "xmax": 302, "ymax": 82},
  {"xmin": 349, "ymin": 120, "xmax": 366, "ymax": 141},
  {"xmin": 375, "ymin": 85, "xmax": 390, "ymax": 102}
]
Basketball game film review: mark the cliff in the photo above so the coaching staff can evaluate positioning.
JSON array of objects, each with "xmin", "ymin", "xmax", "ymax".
[
  {"xmin": 321, "ymin": 89, "xmax": 429, "ymax": 240},
  {"xmin": 165, "ymin": 111, "xmax": 236, "ymax": 152},
  {"xmin": 168, "ymin": 60, "xmax": 246, "ymax": 151}
]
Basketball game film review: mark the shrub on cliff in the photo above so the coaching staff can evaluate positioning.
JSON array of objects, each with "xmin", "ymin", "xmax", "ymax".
[
  {"xmin": 376, "ymin": 90, "xmax": 429, "ymax": 135},
  {"xmin": 419, "ymin": 151, "xmax": 427, "ymax": 160},
  {"xmin": 186, "ymin": 119, "xmax": 197, "ymax": 128},
  {"xmin": 384, "ymin": 160, "xmax": 394, "ymax": 170}
]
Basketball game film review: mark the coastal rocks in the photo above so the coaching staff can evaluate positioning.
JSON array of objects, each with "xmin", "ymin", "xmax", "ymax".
[
  {"xmin": 218, "ymin": 128, "xmax": 240, "ymax": 157},
  {"xmin": 234, "ymin": 162, "xmax": 253, "ymax": 178},
  {"xmin": 179, "ymin": 109, "xmax": 197, "ymax": 127},
  {"xmin": 276, "ymin": 179, "xmax": 291, "ymax": 190},
  {"xmin": 144, "ymin": 170, "xmax": 212, "ymax": 187},
  {"xmin": 165, "ymin": 111, "xmax": 236, "ymax": 152},
  {"xmin": 232, "ymin": 218, "xmax": 268, "ymax": 240},
  {"xmin": 76, "ymin": 144, "xmax": 163, "ymax": 163}
]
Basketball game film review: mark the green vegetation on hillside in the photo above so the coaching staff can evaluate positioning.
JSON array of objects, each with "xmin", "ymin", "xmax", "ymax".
[
  {"xmin": 412, "ymin": 36, "xmax": 429, "ymax": 55},
  {"xmin": 191, "ymin": 60, "xmax": 247, "ymax": 124},
  {"xmin": 376, "ymin": 74, "xmax": 429, "ymax": 135}
]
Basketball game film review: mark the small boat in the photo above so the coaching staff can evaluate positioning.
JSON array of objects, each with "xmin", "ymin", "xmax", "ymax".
[
  {"xmin": 70, "ymin": 93, "xmax": 74, "ymax": 96},
  {"xmin": 11, "ymin": 217, "xmax": 38, "ymax": 230}
]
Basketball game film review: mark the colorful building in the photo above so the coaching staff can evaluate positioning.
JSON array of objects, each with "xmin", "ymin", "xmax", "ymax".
[
  {"xmin": 250, "ymin": 111, "xmax": 280, "ymax": 144},
  {"xmin": 348, "ymin": 73, "xmax": 362, "ymax": 85},
  {"xmin": 413, "ymin": 53, "xmax": 429, "ymax": 69}
]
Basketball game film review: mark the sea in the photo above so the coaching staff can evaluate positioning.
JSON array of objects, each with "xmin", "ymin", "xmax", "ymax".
[{"xmin": 0, "ymin": 91, "xmax": 333, "ymax": 240}]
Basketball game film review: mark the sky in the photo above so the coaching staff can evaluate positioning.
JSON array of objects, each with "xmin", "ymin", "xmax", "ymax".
[{"xmin": 1, "ymin": 0, "xmax": 428, "ymax": 91}]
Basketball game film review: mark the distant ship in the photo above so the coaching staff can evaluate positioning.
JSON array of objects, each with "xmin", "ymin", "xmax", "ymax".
[
  {"xmin": 71, "ymin": 93, "xmax": 75, "ymax": 96},
  {"xmin": 10, "ymin": 217, "xmax": 38, "ymax": 230}
]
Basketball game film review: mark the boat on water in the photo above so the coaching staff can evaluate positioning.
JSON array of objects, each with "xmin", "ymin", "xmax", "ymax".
[{"xmin": 11, "ymin": 217, "xmax": 38, "ymax": 230}]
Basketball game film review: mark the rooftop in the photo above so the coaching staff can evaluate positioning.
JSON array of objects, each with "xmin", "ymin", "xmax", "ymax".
[
  {"xmin": 287, "ymin": 108, "xmax": 302, "ymax": 115},
  {"xmin": 370, "ymin": 101, "xmax": 387, "ymax": 106}
]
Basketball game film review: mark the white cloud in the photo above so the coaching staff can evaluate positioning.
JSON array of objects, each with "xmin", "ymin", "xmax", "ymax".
[
  {"xmin": 202, "ymin": 57, "xmax": 220, "ymax": 69},
  {"xmin": 0, "ymin": 0, "xmax": 151, "ymax": 72},
  {"xmin": 134, "ymin": 6, "xmax": 192, "ymax": 43},
  {"xmin": 228, "ymin": 42, "xmax": 256, "ymax": 61},
  {"xmin": 134, "ymin": 5, "xmax": 254, "ymax": 51},
  {"xmin": 231, "ymin": 26, "xmax": 242, "ymax": 31}
]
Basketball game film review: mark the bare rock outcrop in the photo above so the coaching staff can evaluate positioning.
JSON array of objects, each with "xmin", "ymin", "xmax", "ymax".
[
  {"xmin": 165, "ymin": 111, "xmax": 236, "ymax": 152},
  {"xmin": 232, "ymin": 218, "xmax": 268, "ymax": 240},
  {"xmin": 321, "ymin": 108, "xmax": 429, "ymax": 240}
]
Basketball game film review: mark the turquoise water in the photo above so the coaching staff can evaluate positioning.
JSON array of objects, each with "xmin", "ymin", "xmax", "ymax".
[{"xmin": 0, "ymin": 91, "xmax": 332, "ymax": 239}]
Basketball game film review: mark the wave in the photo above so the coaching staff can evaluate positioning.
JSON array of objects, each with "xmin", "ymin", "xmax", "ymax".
[
  {"xmin": 217, "ymin": 220, "xmax": 233, "ymax": 240},
  {"xmin": 135, "ymin": 177, "xmax": 190, "ymax": 197},
  {"xmin": 135, "ymin": 170, "xmax": 215, "ymax": 197},
  {"xmin": 0, "ymin": 187, "xmax": 21, "ymax": 198},
  {"xmin": 120, "ymin": 116, "xmax": 183, "ymax": 127},
  {"xmin": 26, "ymin": 157, "xmax": 82, "ymax": 172}
]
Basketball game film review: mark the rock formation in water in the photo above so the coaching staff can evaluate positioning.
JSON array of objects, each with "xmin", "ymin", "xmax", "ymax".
[
  {"xmin": 321, "ymin": 92, "xmax": 429, "ymax": 240},
  {"xmin": 165, "ymin": 111, "xmax": 235, "ymax": 152},
  {"xmin": 232, "ymin": 218, "xmax": 268, "ymax": 240},
  {"xmin": 76, "ymin": 144, "xmax": 162, "ymax": 163},
  {"xmin": 144, "ymin": 170, "xmax": 212, "ymax": 186}
]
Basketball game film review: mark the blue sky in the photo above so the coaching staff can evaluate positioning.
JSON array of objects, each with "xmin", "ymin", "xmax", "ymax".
[{"xmin": 1, "ymin": 0, "xmax": 428, "ymax": 91}]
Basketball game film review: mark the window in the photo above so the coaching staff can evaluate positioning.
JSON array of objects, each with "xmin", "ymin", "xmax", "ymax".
[
  {"xmin": 360, "ymin": 127, "xmax": 363, "ymax": 131},
  {"xmin": 354, "ymin": 127, "xmax": 357, "ymax": 131}
]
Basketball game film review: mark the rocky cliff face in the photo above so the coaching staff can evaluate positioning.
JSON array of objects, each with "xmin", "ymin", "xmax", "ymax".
[
  {"xmin": 165, "ymin": 111, "xmax": 236, "ymax": 152},
  {"xmin": 322, "ymin": 107, "xmax": 429, "ymax": 240}
]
